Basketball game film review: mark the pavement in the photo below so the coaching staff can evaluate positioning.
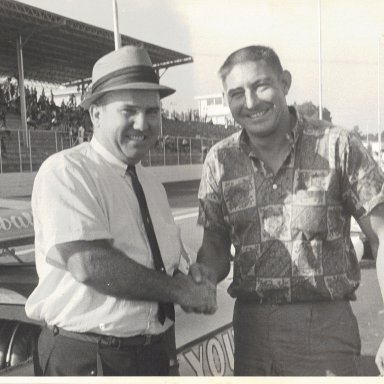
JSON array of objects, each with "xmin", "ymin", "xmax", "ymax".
[
  {"xmin": 352, "ymin": 264, "xmax": 384, "ymax": 375},
  {"xmin": 0, "ymin": 198, "xmax": 30, "ymax": 214}
]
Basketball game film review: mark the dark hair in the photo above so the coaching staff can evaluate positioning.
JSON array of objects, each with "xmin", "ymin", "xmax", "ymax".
[{"xmin": 218, "ymin": 45, "xmax": 283, "ymax": 82}]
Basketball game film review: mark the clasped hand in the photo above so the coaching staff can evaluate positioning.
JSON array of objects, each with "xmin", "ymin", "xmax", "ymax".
[{"xmin": 176, "ymin": 263, "xmax": 218, "ymax": 315}]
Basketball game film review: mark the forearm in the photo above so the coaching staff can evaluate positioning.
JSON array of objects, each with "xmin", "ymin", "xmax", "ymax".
[
  {"xmin": 62, "ymin": 241, "xmax": 182, "ymax": 304},
  {"xmin": 376, "ymin": 243, "xmax": 384, "ymax": 303},
  {"xmin": 356, "ymin": 209, "xmax": 384, "ymax": 301},
  {"xmin": 197, "ymin": 229, "xmax": 231, "ymax": 284},
  {"xmin": 52, "ymin": 239, "xmax": 217, "ymax": 312},
  {"xmin": 79, "ymin": 248, "xmax": 179, "ymax": 302},
  {"xmin": 375, "ymin": 243, "xmax": 384, "ymax": 374}
]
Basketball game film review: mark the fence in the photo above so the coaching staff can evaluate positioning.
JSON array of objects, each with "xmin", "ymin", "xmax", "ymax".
[{"xmin": 0, "ymin": 130, "xmax": 218, "ymax": 173}]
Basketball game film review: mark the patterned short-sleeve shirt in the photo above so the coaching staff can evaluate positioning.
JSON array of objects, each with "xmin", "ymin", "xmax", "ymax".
[{"xmin": 198, "ymin": 108, "xmax": 384, "ymax": 304}]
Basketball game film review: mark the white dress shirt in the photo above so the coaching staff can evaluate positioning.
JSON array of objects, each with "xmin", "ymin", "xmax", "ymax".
[{"xmin": 25, "ymin": 137, "xmax": 182, "ymax": 337}]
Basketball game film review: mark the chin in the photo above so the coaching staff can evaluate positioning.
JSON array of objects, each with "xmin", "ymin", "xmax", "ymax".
[
  {"xmin": 247, "ymin": 125, "xmax": 279, "ymax": 139},
  {"xmin": 125, "ymin": 152, "xmax": 145, "ymax": 163}
]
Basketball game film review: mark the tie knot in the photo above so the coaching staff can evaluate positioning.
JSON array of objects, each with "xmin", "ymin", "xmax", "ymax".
[{"xmin": 127, "ymin": 165, "xmax": 137, "ymax": 177}]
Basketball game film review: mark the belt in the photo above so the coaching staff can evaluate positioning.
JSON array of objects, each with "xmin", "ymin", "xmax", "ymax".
[
  {"xmin": 237, "ymin": 296, "xmax": 283, "ymax": 305},
  {"xmin": 48, "ymin": 325, "xmax": 165, "ymax": 348},
  {"xmin": 237, "ymin": 296, "xmax": 349, "ymax": 305}
]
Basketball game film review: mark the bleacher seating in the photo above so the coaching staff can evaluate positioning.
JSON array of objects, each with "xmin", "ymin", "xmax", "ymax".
[
  {"xmin": 162, "ymin": 118, "xmax": 239, "ymax": 139},
  {"xmin": 0, "ymin": 115, "xmax": 239, "ymax": 173}
]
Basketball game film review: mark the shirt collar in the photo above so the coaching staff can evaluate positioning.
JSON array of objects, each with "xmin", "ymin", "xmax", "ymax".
[
  {"xmin": 238, "ymin": 105, "xmax": 302, "ymax": 157},
  {"xmin": 90, "ymin": 136, "xmax": 132, "ymax": 177}
]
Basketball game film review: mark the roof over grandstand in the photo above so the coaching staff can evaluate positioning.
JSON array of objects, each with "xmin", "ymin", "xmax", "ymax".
[{"xmin": 0, "ymin": 0, "xmax": 193, "ymax": 85}]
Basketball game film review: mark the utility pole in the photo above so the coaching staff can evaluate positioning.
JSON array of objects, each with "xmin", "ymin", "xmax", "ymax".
[
  {"xmin": 112, "ymin": 0, "xmax": 122, "ymax": 50},
  {"xmin": 318, "ymin": 0, "xmax": 323, "ymax": 120}
]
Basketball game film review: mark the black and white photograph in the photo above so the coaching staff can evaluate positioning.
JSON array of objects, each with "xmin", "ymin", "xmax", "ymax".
[{"xmin": 0, "ymin": 0, "xmax": 384, "ymax": 381}]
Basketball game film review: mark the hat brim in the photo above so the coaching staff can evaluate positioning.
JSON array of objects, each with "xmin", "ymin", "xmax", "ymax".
[{"xmin": 80, "ymin": 82, "xmax": 175, "ymax": 110}]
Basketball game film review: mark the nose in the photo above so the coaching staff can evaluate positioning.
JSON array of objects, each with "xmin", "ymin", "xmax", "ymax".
[
  {"xmin": 132, "ymin": 111, "xmax": 148, "ymax": 132},
  {"xmin": 245, "ymin": 90, "xmax": 258, "ymax": 109}
]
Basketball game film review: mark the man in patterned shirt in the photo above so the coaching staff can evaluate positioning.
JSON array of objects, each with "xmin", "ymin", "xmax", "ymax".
[{"xmin": 191, "ymin": 45, "xmax": 384, "ymax": 375}]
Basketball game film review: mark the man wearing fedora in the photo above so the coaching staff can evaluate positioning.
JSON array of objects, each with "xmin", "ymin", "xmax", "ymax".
[{"xmin": 25, "ymin": 45, "xmax": 217, "ymax": 376}]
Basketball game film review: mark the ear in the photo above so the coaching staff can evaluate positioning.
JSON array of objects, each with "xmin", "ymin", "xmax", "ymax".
[
  {"xmin": 89, "ymin": 104, "xmax": 101, "ymax": 128},
  {"xmin": 280, "ymin": 70, "xmax": 292, "ymax": 95},
  {"xmin": 222, "ymin": 90, "xmax": 229, "ymax": 106}
]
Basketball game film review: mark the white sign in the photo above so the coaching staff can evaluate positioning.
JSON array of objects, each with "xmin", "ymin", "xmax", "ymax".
[{"xmin": 177, "ymin": 324, "xmax": 234, "ymax": 376}]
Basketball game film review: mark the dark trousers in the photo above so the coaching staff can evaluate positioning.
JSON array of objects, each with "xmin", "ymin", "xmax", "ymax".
[
  {"xmin": 233, "ymin": 300, "xmax": 361, "ymax": 376},
  {"xmin": 34, "ymin": 327, "xmax": 170, "ymax": 376}
]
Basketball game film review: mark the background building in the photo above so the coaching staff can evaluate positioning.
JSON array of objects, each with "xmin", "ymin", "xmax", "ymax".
[
  {"xmin": 51, "ymin": 86, "xmax": 82, "ymax": 107},
  {"xmin": 195, "ymin": 93, "xmax": 234, "ymax": 126}
]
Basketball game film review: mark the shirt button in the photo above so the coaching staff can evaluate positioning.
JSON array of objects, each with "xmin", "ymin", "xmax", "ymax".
[{"xmin": 272, "ymin": 184, "xmax": 277, "ymax": 190}]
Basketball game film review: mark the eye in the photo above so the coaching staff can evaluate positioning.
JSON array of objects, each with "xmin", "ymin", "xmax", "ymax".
[
  {"xmin": 229, "ymin": 91, "xmax": 244, "ymax": 100},
  {"xmin": 120, "ymin": 107, "xmax": 136, "ymax": 116},
  {"xmin": 256, "ymin": 83, "xmax": 270, "ymax": 92},
  {"xmin": 147, "ymin": 108, "xmax": 160, "ymax": 117}
]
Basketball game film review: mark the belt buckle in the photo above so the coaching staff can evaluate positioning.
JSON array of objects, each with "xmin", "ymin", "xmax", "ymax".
[
  {"xmin": 109, "ymin": 336, "xmax": 121, "ymax": 348},
  {"xmin": 144, "ymin": 334, "xmax": 152, "ymax": 346}
]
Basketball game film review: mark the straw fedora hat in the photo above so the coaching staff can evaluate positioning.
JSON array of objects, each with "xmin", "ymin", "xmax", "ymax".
[{"xmin": 80, "ymin": 45, "xmax": 175, "ymax": 109}]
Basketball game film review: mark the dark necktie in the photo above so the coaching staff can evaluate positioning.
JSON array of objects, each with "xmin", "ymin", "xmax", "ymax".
[{"xmin": 127, "ymin": 165, "xmax": 175, "ymax": 324}]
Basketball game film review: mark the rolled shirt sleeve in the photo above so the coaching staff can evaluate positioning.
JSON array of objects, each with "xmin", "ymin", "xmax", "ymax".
[
  {"xmin": 32, "ymin": 160, "xmax": 112, "ymax": 268},
  {"xmin": 341, "ymin": 132, "xmax": 384, "ymax": 219},
  {"xmin": 198, "ymin": 147, "xmax": 228, "ymax": 234}
]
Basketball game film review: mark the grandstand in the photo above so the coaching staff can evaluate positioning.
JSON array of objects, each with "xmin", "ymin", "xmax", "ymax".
[
  {"xmin": 0, "ymin": 0, "xmax": 193, "ymax": 83},
  {"xmin": 0, "ymin": 0, "xmax": 239, "ymax": 174}
]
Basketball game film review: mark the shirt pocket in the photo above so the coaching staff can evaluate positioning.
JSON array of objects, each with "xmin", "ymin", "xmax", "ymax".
[{"xmin": 291, "ymin": 189, "xmax": 328, "ymax": 241}]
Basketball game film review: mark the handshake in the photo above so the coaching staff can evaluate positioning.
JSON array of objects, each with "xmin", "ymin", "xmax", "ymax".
[{"xmin": 173, "ymin": 263, "xmax": 218, "ymax": 315}]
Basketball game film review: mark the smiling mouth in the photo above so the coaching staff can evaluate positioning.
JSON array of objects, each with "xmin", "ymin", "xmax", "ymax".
[
  {"xmin": 128, "ymin": 134, "xmax": 146, "ymax": 142},
  {"xmin": 248, "ymin": 106, "xmax": 273, "ymax": 119}
]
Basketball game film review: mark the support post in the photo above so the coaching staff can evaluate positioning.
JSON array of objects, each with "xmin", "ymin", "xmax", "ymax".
[
  {"xmin": 17, "ymin": 130, "xmax": 22, "ymax": 172},
  {"xmin": 189, "ymin": 138, "xmax": 192, "ymax": 164},
  {"xmin": 16, "ymin": 36, "xmax": 28, "ymax": 147},
  {"xmin": 378, "ymin": 36, "xmax": 382, "ymax": 162},
  {"xmin": 28, "ymin": 130, "xmax": 32, "ymax": 171},
  {"xmin": 112, "ymin": 0, "xmax": 122, "ymax": 50},
  {"xmin": 318, "ymin": 0, "xmax": 323, "ymax": 120}
]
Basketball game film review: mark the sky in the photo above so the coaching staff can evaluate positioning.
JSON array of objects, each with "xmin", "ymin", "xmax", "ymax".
[{"xmin": 18, "ymin": 0, "xmax": 384, "ymax": 133}]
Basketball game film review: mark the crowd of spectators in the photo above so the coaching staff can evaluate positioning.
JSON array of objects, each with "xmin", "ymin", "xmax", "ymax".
[
  {"xmin": 0, "ymin": 77, "xmax": 92, "ymax": 141},
  {"xmin": 0, "ymin": 78, "xmax": 239, "ymax": 150}
]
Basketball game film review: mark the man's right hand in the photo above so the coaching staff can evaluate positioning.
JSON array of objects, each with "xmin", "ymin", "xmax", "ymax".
[
  {"xmin": 189, "ymin": 262, "xmax": 217, "ymax": 285},
  {"xmin": 173, "ymin": 272, "xmax": 217, "ymax": 315}
]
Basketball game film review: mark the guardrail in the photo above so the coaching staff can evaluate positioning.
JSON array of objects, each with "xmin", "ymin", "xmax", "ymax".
[{"xmin": 0, "ymin": 130, "xmax": 219, "ymax": 173}]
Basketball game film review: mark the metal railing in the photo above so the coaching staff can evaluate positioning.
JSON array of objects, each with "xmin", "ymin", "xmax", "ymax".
[
  {"xmin": 0, "ymin": 130, "xmax": 218, "ymax": 173},
  {"xmin": 141, "ymin": 136, "xmax": 216, "ymax": 167}
]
